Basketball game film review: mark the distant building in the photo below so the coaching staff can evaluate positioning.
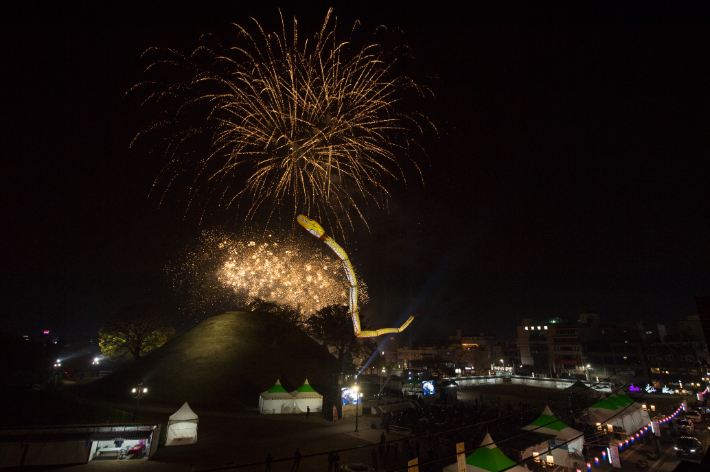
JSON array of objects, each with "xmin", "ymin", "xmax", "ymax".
[
  {"xmin": 516, "ymin": 310, "xmax": 709, "ymax": 391},
  {"xmin": 517, "ymin": 315, "xmax": 596, "ymax": 378}
]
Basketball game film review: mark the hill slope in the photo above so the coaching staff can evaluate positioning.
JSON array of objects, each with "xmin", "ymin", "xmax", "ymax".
[{"xmin": 83, "ymin": 312, "xmax": 339, "ymax": 409}]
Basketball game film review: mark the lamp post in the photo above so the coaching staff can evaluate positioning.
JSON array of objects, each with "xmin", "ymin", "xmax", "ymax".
[
  {"xmin": 131, "ymin": 380, "xmax": 148, "ymax": 422},
  {"xmin": 354, "ymin": 385, "xmax": 359, "ymax": 432}
]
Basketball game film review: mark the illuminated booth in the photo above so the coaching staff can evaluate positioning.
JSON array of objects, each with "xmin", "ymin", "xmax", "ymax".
[
  {"xmin": 259, "ymin": 379, "xmax": 294, "ymax": 414},
  {"xmin": 165, "ymin": 402, "xmax": 198, "ymax": 446},
  {"xmin": 521, "ymin": 406, "xmax": 584, "ymax": 468},
  {"xmin": 0, "ymin": 424, "xmax": 160, "ymax": 467},
  {"xmin": 587, "ymin": 394, "xmax": 650, "ymax": 435},
  {"xmin": 290, "ymin": 379, "xmax": 323, "ymax": 414},
  {"xmin": 443, "ymin": 433, "xmax": 529, "ymax": 472}
]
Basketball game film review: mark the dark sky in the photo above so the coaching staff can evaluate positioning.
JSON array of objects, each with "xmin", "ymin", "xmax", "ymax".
[{"xmin": 1, "ymin": 1, "xmax": 709, "ymax": 341}]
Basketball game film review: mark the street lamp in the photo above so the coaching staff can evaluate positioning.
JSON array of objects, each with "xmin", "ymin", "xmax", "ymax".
[
  {"xmin": 353, "ymin": 385, "xmax": 359, "ymax": 432},
  {"xmin": 131, "ymin": 380, "xmax": 148, "ymax": 422}
]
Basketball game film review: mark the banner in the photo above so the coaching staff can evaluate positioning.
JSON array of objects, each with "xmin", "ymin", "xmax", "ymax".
[
  {"xmin": 456, "ymin": 443, "xmax": 466, "ymax": 472},
  {"xmin": 652, "ymin": 419, "xmax": 660, "ymax": 437},
  {"xmin": 609, "ymin": 445, "xmax": 621, "ymax": 468},
  {"xmin": 333, "ymin": 406, "xmax": 339, "ymax": 423},
  {"xmin": 408, "ymin": 457, "xmax": 419, "ymax": 472}
]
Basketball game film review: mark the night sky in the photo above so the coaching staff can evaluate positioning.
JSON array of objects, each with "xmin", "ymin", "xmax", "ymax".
[{"xmin": 2, "ymin": 2, "xmax": 709, "ymax": 341}]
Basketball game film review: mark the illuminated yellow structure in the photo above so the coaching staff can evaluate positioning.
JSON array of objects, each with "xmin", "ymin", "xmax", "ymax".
[{"xmin": 297, "ymin": 215, "xmax": 414, "ymax": 338}]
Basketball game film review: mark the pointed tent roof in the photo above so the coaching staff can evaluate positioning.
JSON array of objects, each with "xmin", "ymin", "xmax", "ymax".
[
  {"xmin": 260, "ymin": 379, "xmax": 294, "ymax": 399},
  {"xmin": 291, "ymin": 379, "xmax": 323, "ymax": 398},
  {"xmin": 466, "ymin": 433, "xmax": 518, "ymax": 471},
  {"xmin": 295, "ymin": 379, "xmax": 318, "ymax": 393},
  {"xmin": 523, "ymin": 406, "xmax": 567, "ymax": 432},
  {"xmin": 589, "ymin": 398, "xmax": 619, "ymax": 411},
  {"xmin": 268, "ymin": 379, "xmax": 289, "ymax": 393},
  {"xmin": 571, "ymin": 380, "xmax": 587, "ymax": 388},
  {"xmin": 168, "ymin": 402, "xmax": 198, "ymax": 422},
  {"xmin": 522, "ymin": 405, "xmax": 584, "ymax": 445}
]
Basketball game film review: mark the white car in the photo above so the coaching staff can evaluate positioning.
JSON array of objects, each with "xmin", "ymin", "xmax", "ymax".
[{"xmin": 673, "ymin": 419, "xmax": 695, "ymax": 434}]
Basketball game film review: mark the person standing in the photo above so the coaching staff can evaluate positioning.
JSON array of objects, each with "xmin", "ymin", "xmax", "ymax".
[
  {"xmin": 265, "ymin": 452, "xmax": 272, "ymax": 472},
  {"xmin": 328, "ymin": 451, "xmax": 335, "ymax": 472},
  {"xmin": 307, "ymin": 405, "xmax": 310, "ymax": 418},
  {"xmin": 292, "ymin": 448, "xmax": 301, "ymax": 470},
  {"xmin": 371, "ymin": 448, "xmax": 378, "ymax": 470},
  {"xmin": 334, "ymin": 451, "xmax": 340, "ymax": 471}
]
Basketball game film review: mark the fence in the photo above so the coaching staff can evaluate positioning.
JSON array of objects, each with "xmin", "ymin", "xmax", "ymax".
[{"xmin": 446, "ymin": 374, "xmax": 613, "ymax": 392}]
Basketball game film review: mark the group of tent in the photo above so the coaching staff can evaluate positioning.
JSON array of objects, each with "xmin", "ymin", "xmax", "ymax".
[
  {"xmin": 258, "ymin": 379, "xmax": 324, "ymax": 414},
  {"xmin": 443, "ymin": 390, "xmax": 655, "ymax": 472},
  {"xmin": 444, "ymin": 406, "xmax": 584, "ymax": 472}
]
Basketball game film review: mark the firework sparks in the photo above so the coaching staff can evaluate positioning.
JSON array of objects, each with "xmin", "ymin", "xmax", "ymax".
[
  {"xmin": 169, "ymin": 230, "xmax": 367, "ymax": 320},
  {"xmin": 131, "ymin": 8, "xmax": 433, "ymax": 232}
]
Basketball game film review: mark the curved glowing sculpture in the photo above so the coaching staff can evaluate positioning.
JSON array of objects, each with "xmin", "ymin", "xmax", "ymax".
[{"xmin": 297, "ymin": 215, "xmax": 415, "ymax": 338}]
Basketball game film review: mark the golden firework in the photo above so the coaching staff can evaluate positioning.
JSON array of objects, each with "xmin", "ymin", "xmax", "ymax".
[
  {"xmin": 169, "ymin": 230, "xmax": 368, "ymax": 320},
  {"xmin": 131, "ymin": 9, "xmax": 433, "ymax": 232}
]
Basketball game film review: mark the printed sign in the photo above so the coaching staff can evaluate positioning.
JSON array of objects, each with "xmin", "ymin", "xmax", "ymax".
[
  {"xmin": 408, "ymin": 457, "xmax": 419, "ymax": 472},
  {"xmin": 609, "ymin": 445, "xmax": 621, "ymax": 468},
  {"xmin": 456, "ymin": 443, "xmax": 466, "ymax": 472}
]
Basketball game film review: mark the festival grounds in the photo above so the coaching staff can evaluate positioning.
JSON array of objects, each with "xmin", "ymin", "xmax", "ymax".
[{"xmin": 50, "ymin": 383, "xmax": 705, "ymax": 472}]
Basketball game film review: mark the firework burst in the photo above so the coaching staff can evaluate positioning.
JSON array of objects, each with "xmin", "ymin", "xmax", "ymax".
[
  {"xmin": 169, "ymin": 230, "xmax": 367, "ymax": 320},
  {"xmin": 131, "ymin": 8, "xmax": 433, "ymax": 233}
]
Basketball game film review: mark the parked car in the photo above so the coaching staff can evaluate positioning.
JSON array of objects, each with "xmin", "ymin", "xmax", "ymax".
[
  {"xmin": 685, "ymin": 410, "xmax": 703, "ymax": 422},
  {"xmin": 675, "ymin": 436, "xmax": 703, "ymax": 459},
  {"xmin": 673, "ymin": 419, "xmax": 694, "ymax": 434},
  {"xmin": 126, "ymin": 444, "xmax": 146, "ymax": 456}
]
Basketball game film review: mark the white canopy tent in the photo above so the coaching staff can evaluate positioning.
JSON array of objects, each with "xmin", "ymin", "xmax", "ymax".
[
  {"xmin": 443, "ymin": 433, "xmax": 529, "ymax": 472},
  {"xmin": 165, "ymin": 402, "xmax": 199, "ymax": 446},
  {"xmin": 522, "ymin": 406, "xmax": 584, "ymax": 468},
  {"xmin": 587, "ymin": 394, "xmax": 651, "ymax": 434},
  {"xmin": 291, "ymin": 379, "xmax": 323, "ymax": 414},
  {"xmin": 259, "ymin": 379, "xmax": 294, "ymax": 414}
]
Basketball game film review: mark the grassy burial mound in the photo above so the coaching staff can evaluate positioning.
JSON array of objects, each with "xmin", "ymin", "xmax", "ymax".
[{"xmin": 83, "ymin": 311, "xmax": 339, "ymax": 409}]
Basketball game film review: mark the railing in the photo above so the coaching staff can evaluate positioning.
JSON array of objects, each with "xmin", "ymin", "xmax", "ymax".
[
  {"xmin": 444, "ymin": 374, "xmax": 613, "ymax": 392},
  {"xmin": 388, "ymin": 425, "xmax": 412, "ymax": 436}
]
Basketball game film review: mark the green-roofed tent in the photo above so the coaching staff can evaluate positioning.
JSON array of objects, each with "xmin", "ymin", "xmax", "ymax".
[
  {"xmin": 290, "ymin": 379, "xmax": 323, "ymax": 414},
  {"xmin": 563, "ymin": 380, "xmax": 599, "ymax": 401},
  {"xmin": 259, "ymin": 379, "xmax": 294, "ymax": 414},
  {"xmin": 587, "ymin": 393, "xmax": 650, "ymax": 434},
  {"xmin": 443, "ymin": 433, "xmax": 529, "ymax": 472},
  {"xmin": 522, "ymin": 406, "xmax": 584, "ymax": 466}
]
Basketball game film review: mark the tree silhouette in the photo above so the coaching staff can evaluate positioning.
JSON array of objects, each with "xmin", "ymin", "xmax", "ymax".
[
  {"xmin": 98, "ymin": 304, "xmax": 175, "ymax": 360},
  {"xmin": 303, "ymin": 304, "xmax": 375, "ymax": 363}
]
